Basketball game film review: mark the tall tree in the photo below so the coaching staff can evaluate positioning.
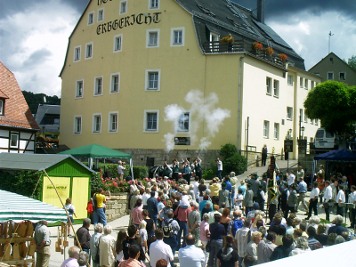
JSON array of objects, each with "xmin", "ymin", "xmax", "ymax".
[
  {"xmin": 348, "ymin": 55, "xmax": 356, "ymax": 71},
  {"xmin": 304, "ymin": 81, "xmax": 355, "ymax": 134}
]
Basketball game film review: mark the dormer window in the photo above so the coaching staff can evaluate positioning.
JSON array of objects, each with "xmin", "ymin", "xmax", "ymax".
[{"xmin": 0, "ymin": 99, "xmax": 4, "ymax": 115}]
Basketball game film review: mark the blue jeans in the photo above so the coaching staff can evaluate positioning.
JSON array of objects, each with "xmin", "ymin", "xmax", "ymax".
[
  {"xmin": 208, "ymin": 239, "xmax": 223, "ymax": 267},
  {"xmin": 93, "ymin": 208, "xmax": 107, "ymax": 226},
  {"xmin": 177, "ymin": 220, "xmax": 188, "ymax": 248}
]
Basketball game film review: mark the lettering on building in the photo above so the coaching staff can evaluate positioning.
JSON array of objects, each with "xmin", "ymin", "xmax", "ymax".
[
  {"xmin": 97, "ymin": 12, "xmax": 162, "ymax": 35},
  {"xmin": 97, "ymin": 0, "xmax": 113, "ymax": 5}
]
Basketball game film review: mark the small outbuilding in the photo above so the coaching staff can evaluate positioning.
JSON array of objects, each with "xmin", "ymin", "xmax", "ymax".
[{"xmin": 0, "ymin": 153, "xmax": 95, "ymax": 221}]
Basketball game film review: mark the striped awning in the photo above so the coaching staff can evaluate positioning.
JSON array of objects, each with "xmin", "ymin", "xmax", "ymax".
[{"xmin": 0, "ymin": 190, "xmax": 67, "ymax": 223}]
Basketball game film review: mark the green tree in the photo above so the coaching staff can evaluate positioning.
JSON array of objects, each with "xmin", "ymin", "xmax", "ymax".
[
  {"xmin": 22, "ymin": 91, "xmax": 61, "ymax": 114},
  {"xmin": 304, "ymin": 81, "xmax": 355, "ymax": 134},
  {"xmin": 348, "ymin": 55, "xmax": 356, "ymax": 72},
  {"xmin": 219, "ymin": 143, "xmax": 247, "ymax": 176}
]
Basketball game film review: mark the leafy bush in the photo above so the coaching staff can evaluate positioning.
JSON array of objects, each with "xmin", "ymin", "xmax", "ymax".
[
  {"xmin": 0, "ymin": 170, "xmax": 42, "ymax": 199},
  {"xmin": 220, "ymin": 144, "xmax": 247, "ymax": 176}
]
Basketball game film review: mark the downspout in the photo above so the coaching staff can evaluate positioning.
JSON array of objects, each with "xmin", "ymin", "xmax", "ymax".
[{"xmin": 237, "ymin": 56, "xmax": 245, "ymax": 154}]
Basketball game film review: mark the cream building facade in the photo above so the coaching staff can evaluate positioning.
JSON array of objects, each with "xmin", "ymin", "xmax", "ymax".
[{"xmin": 60, "ymin": 0, "xmax": 320, "ymax": 164}]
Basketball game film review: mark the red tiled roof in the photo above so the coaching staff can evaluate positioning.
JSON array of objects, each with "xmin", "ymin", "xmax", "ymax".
[{"xmin": 0, "ymin": 61, "xmax": 39, "ymax": 131}]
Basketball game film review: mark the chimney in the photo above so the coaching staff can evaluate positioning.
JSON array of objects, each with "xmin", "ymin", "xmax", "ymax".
[{"xmin": 257, "ymin": 0, "xmax": 265, "ymax": 23}]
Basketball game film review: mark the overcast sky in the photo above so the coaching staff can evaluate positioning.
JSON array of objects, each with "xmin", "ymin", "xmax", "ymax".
[{"xmin": 0, "ymin": 0, "xmax": 355, "ymax": 96}]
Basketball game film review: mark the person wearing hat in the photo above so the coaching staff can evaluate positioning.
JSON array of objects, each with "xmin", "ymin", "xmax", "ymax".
[{"xmin": 117, "ymin": 160, "xmax": 125, "ymax": 180}]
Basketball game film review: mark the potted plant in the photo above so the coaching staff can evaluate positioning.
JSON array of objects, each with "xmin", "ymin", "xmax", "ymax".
[
  {"xmin": 252, "ymin": 41, "xmax": 263, "ymax": 51},
  {"xmin": 278, "ymin": 53, "xmax": 288, "ymax": 62},
  {"xmin": 265, "ymin": 47, "xmax": 274, "ymax": 56}
]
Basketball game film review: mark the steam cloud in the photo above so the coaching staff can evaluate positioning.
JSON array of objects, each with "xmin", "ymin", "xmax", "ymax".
[{"xmin": 164, "ymin": 90, "xmax": 231, "ymax": 152}]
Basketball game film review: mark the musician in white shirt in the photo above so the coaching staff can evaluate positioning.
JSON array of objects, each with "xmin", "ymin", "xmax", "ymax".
[
  {"xmin": 335, "ymin": 185, "xmax": 346, "ymax": 217},
  {"xmin": 323, "ymin": 180, "xmax": 333, "ymax": 221}
]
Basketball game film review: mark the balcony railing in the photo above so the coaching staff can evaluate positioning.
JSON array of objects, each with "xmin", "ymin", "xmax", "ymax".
[{"xmin": 202, "ymin": 40, "xmax": 286, "ymax": 68}]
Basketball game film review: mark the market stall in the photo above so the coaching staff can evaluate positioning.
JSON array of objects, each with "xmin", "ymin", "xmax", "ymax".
[{"xmin": 0, "ymin": 189, "xmax": 67, "ymax": 266}]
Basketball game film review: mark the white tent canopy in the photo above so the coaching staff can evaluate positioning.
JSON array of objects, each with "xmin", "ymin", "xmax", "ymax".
[
  {"xmin": 0, "ymin": 190, "xmax": 67, "ymax": 223},
  {"xmin": 258, "ymin": 239, "xmax": 356, "ymax": 267}
]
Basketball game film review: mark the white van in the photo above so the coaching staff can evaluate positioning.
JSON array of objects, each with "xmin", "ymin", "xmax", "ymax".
[{"xmin": 314, "ymin": 128, "xmax": 338, "ymax": 149}]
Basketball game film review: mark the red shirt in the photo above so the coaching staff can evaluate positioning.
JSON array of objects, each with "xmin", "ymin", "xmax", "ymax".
[{"xmin": 174, "ymin": 206, "xmax": 191, "ymax": 222}]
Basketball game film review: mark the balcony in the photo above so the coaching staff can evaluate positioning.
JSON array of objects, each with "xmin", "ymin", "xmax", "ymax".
[{"xmin": 202, "ymin": 40, "xmax": 286, "ymax": 69}]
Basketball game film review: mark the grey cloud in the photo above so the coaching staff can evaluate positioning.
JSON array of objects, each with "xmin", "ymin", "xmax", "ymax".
[{"xmin": 22, "ymin": 49, "xmax": 52, "ymax": 69}]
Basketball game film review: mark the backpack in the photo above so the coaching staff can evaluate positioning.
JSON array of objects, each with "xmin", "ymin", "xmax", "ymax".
[
  {"xmin": 162, "ymin": 219, "xmax": 174, "ymax": 238},
  {"xmin": 231, "ymin": 219, "xmax": 243, "ymax": 237}
]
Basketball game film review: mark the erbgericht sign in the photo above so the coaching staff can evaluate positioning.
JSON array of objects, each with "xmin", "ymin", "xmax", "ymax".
[{"xmin": 97, "ymin": 12, "xmax": 162, "ymax": 35}]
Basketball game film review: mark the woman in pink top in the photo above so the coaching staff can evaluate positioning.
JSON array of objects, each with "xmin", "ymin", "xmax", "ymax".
[
  {"xmin": 131, "ymin": 199, "xmax": 143, "ymax": 227},
  {"xmin": 200, "ymin": 213, "xmax": 210, "ymax": 249}
]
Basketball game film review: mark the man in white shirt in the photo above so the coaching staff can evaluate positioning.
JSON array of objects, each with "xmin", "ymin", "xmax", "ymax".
[
  {"xmin": 323, "ymin": 180, "xmax": 333, "ymax": 221},
  {"xmin": 287, "ymin": 172, "xmax": 296, "ymax": 186},
  {"xmin": 149, "ymin": 229, "xmax": 174, "ymax": 267},
  {"xmin": 178, "ymin": 234, "xmax": 205, "ymax": 267},
  {"xmin": 336, "ymin": 185, "xmax": 346, "ymax": 217},
  {"xmin": 216, "ymin": 158, "xmax": 223, "ymax": 181},
  {"xmin": 235, "ymin": 219, "xmax": 251, "ymax": 267},
  {"xmin": 307, "ymin": 182, "xmax": 320, "ymax": 220}
]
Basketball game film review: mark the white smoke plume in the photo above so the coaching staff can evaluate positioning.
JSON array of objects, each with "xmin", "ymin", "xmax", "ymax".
[{"xmin": 164, "ymin": 90, "xmax": 231, "ymax": 152}]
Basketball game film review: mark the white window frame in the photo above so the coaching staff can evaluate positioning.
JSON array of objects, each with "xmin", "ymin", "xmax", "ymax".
[
  {"xmin": 94, "ymin": 76, "xmax": 103, "ymax": 96},
  {"xmin": 145, "ymin": 69, "xmax": 160, "ymax": 91},
  {"xmin": 263, "ymin": 120, "xmax": 270, "ymax": 138},
  {"xmin": 274, "ymin": 123, "xmax": 279, "ymax": 140},
  {"xmin": 88, "ymin": 12, "xmax": 94, "ymax": 25},
  {"xmin": 339, "ymin": 72, "xmax": 346, "ymax": 80},
  {"xmin": 266, "ymin": 77, "xmax": 272, "ymax": 95},
  {"xmin": 92, "ymin": 114, "xmax": 102, "ymax": 133},
  {"xmin": 273, "ymin": 79, "xmax": 279, "ymax": 98},
  {"xmin": 299, "ymin": 77, "xmax": 303, "ymax": 88},
  {"xmin": 287, "ymin": 74, "xmax": 294, "ymax": 86},
  {"xmin": 74, "ymin": 116, "xmax": 82, "ymax": 134},
  {"xmin": 110, "ymin": 73, "xmax": 120, "ymax": 93},
  {"xmin": 171, "ymin": 28, "xmax": 184, "ymax": 46},
  {"xmin": 144, "ymin": 110, "xmax": 159, "ymax": 132},
  {"xmin": 177, "ymin": 112, "xmax": 190, "ymax": 132},
  {"xmin": 85, "ymin": 42, "xmax": 93, "ymax": 59},
  {"xmin": 74, "ymin": 46, "xmax": 81, "ymax": 62},
  {"xmin": 146, "ymin": 29, "xmax": 160, "ymax": 48},
  {"xmin": 120, "ymin": 0, "xmax": 127, "ymax": 14},
  {"xmin": 98, "ymin": 9, "xmax": 104, "ymax": 22},
  {"xmin": 304, "ymin": 78, "xmax": 308, "ymax": 89},
  {"xmin": 287, "ymin": 107, "xmax": 293, "ymax": 120},
  {"xmin": 113, "ymin": 34, "xmax": 123, "ymax": 52},
  {"xmin": 75, "ymin": 80, "xmax": 84, "ymax": 98},
  {"xmin": 0, "ymin": 99, "xmax": 4, "ymax": 115},
  {"xmin": 209, "ymin": 32, "xmax": 220, "ymax": 52},
  {"xmin": 149, "ymin": 0, "xmax": 159, "ymax": 9},
  {"xmin": 10, "ymin": 133, "xmax": 19, "ymax": 148},
  {"xmin": 108, "ymin": 112, "xmax": 118, "ymax": 132},
  {"xmin": 311, "ymin": 81, "xmax": 315, "ymax": 89},
  {"xmin": 327, "ymin": 72, "xmax": 334, "ymax": 80},
  {"xmin": 304, "ymin": 113, "xmax": 308, "ymax": 123}
]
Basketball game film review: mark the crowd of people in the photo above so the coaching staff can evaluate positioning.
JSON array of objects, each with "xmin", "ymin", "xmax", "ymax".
[{"xmin": 53, "ymin": 158, "xmax": 356, "ymax": 267}]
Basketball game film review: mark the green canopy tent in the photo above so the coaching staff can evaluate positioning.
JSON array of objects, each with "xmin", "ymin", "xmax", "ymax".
[
  {"xmin": 0, "ymin": 189, "xmax": 67, "ymax": 223},
  {"xmin": 59, "ymin": 144, "xmax": 133, "ymax": 177},
  {"xmin": 59, "ymin": 144, "xmax": 131, "ymax": 159}
]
